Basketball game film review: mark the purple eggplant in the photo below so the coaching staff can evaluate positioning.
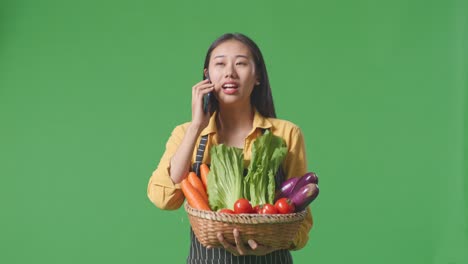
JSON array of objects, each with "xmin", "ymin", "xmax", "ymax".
[
  {"xmin": 275, "ymin": 176, "xmax": 300, "ymax": 200},
  {"xmin": 288, "ymin": 172, "xmax": 318, "ymax": 197},
  {"xmin": 290, "ymin": 183, "xmax": 319, "ymax": 211},
  {"xmin": 303, "ymin": 172, "xmax": 319, "ymax": 185}
]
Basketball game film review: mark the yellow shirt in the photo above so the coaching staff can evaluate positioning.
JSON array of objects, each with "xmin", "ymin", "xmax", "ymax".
[{"xmin": 147, "ymin": 109, "xmax": 314, "ymax": 250}]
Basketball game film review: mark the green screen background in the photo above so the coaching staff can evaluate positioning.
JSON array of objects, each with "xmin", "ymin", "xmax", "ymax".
[{"xmin": 1, "ymin": 0, "xmax": 467, "ymax": 263}]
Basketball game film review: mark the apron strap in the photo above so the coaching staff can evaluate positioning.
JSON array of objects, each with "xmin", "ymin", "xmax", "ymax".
[{"xmin": 192, "ymin": 135, "xmax": 208, "ymax": 177}]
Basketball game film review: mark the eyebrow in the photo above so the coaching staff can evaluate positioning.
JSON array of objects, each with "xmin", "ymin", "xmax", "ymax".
[{"xmin": 213, "ymin": 55, "xmax": 249, "ymax": 59}]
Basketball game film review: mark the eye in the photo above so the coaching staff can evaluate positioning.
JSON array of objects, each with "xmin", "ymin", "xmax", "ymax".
[
  {"xmin": 215, "ymin": 62, "xmax": 225, "ymax": 66},
  {"xmin": 236, "ymin": 62, "xmax": 247, "ymax": 66}
]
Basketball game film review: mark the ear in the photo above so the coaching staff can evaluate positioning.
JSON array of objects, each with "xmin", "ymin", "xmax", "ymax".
[
  {"xmin": 255, "ymin": 74, "xmax": 261, "ymax": 86},
  {"xmin": 204, "ymin": 68, "xmax": 209, "ymax": 79}
]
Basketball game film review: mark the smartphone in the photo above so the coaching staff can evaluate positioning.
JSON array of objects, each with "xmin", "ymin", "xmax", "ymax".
[
  {"xmin": 203, "ymin": 76, "xmax": 212, "ymax": 114},
  {"xmin": 203, "ymin": 93, "xmax": 211, "ymax": 114}
]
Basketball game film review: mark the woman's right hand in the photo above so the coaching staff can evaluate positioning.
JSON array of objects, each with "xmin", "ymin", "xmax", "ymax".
[{"xmin": 191, "ymin": 79, "xmax": 214, "ymax": 131}]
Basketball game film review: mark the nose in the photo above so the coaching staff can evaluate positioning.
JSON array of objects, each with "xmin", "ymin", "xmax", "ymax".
[{"xmin": 224, "ymin": 62, "xmax": 238, "ymax": 78}]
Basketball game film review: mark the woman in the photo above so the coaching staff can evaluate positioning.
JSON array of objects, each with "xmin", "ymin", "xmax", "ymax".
[{"xmin": 147, "ymin": 33, "xmax": 313, "ymax": 263}]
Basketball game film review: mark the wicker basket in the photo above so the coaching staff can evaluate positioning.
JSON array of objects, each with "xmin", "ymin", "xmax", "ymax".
[{"xmin": 185, "ymin": 203, "xmax": 307, "ymax": 249}]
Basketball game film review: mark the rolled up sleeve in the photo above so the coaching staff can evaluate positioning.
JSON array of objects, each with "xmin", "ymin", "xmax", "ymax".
[
  {"xmin": 291, "ymin": 207, "xmax": 313, "ymax": 250},
  {"xmin": 284, "ymin": 126, "xmax": 314, "ymax": 250},
  {"xmin": 147, "ymin": 124, "xmax": 187, "ymax": 210}
]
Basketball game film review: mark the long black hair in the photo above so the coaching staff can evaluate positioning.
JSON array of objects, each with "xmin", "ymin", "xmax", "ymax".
[{"xmin": 202, "ymin": 33, "xmax": 277, "ymax": 118}]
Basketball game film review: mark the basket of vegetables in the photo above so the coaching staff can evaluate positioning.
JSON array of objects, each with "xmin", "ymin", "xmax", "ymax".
[
  {"xmin": 182, "ymin": 131, "xmax": 320, "ymax": 249},
  {"xmin": 184, "ymin": 202, "xmax": 308, "ymax": 249}
]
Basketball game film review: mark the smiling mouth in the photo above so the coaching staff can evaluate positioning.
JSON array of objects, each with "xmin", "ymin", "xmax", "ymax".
[
  {"xmin": 221, "ymin": 83, "xmax": 239, "ymax": 95},
  {"xmin": 222, "ymin": 83, "xmax": 239, "ymax": 89}
]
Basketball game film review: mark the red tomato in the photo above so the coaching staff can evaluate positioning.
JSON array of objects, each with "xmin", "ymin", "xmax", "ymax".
[
  {"xmin": 260, "ymin": 203, "xmax": 278, "ymax": 214},
  {"xmin": 252, "ymin": 205, "xmax": 261, "ymax": 214},
  {"xmin": 218, "ymin": 208, "xmax": 235, "ymax": 214},
  {"xmin": 234, "ymin": 198, "xmax": 253, "ymax": 214},
  {"xmin": 274, "ymin": 198, "xmax": 296, "ymax": 214}
]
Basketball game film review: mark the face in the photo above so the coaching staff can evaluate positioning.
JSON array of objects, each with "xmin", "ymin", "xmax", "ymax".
[{"xmin": 205, "ymin": 40, "xmax": 259, "ymax": 107}]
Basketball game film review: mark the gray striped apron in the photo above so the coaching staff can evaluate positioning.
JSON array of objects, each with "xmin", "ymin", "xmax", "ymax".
[{"xmin": 188, "ymin": 133, "xmax": 293, "ymax": 264}]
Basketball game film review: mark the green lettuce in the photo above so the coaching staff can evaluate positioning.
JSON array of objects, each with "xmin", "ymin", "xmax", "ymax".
[
  {"xmin": 207, "ymin": 131, "xmax": 287, "ymax": 210},
  {"xmin": 207, "ymin": 145, "xmax": 244, "ymax": 211},
  {"xmin": 244, "ymin": 130, "xmax": 287, "ymax": 206}
]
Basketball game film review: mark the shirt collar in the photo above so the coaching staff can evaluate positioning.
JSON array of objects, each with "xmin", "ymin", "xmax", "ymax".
[{"xmin": 200, "ymin": 108, "xmax": 272, "ymax": 136}]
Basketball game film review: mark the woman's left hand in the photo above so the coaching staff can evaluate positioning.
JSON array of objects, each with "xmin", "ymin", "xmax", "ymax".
[{"xmin": 208, "ymin": 229, "xmax": 276, "ymax": 256}]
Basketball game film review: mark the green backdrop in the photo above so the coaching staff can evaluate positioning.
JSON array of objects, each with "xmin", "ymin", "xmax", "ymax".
[{"xmin": 1, "ymin": 0, "xmax": 467, "ymax": 263}]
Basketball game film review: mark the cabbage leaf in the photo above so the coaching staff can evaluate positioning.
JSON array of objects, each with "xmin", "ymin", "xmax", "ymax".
[
  {"xmin": 244, "ymin": 130, "xmax": 287, "ymax": 206},
  {"xmin": 207, "ymin": 145, "xmax": 244, "ymax": 211}
]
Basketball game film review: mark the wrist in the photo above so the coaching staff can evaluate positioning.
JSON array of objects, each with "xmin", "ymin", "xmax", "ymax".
[{"xmin": 188, "ymin": 123, "xmax": 204, "ymax": 135}]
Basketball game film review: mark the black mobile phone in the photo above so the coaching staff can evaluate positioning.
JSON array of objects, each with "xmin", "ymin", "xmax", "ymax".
[
  {"xmin": 203, "ymin": 93, "xmax": 211, "ymax": 114},
  {"xmin": 203, "ymin": 76, "xmax": 212, "ymax": 114}
]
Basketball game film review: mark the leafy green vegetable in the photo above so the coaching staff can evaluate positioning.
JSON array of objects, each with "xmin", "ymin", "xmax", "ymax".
[
  {"xmin": 244, "ymin": 130, "xmax": 287, "ymax": 206},
  {"xmin": 207, "ymin": 145, "xmax": 244, "ymax": 211},
  {"xmin": 207, "ymin": 130, "xmax": 287, "ymax": 210}
]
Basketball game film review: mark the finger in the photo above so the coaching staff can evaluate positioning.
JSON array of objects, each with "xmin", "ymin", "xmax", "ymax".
[
  {"xmin": 193, "ymin": 85, "xmax": 214, "ymax": 101},
  {"xmin": 248, "ymin": 240, "xmax": 274, "ymax": 255},
  {"xmin": 195, "ymin": 88, "xmax": 214, "ymax": 105},
  {"xmin": 217, "ymin": 232, "xmax": 237, "ymax": 254},
  {"xmin": 192, "ymin": 84, "xmax": 214, "ymax": 109},
  {"xmin": 195, "ymin": 79, "xmax": 211, "ymax": 87},
  {"xmin": 192, "ymin": 79, "xmax": 212, "ymax": 92},
  {"xmin": 198, "ymin": 85, "xmax": 215, "ymax": 94},
  {"xmin": 192, "ymin": 80, "xmax": 211, "ymax": 98},
  {"xmin": 248, "ymin": 239, "xmax": 258, "ymax": 250},
  {"xmin": 233, "ymin": 229, "xmax": 246, "ymax": 256},
  {"xmin": 196, "ymin": 84, "xmax": 215, "ymax": 94}
]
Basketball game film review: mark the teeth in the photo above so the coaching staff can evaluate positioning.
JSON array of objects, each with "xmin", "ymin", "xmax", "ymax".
[{"xmin": 223, "ymin": 84, "xmax": 237, "ymax": 88}]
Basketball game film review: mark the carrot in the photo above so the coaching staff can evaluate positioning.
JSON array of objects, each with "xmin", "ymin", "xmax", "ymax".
[
  {"xmin": 187, "ymin": 172, "xmax": 208, "ymax": 203},
  {"xmin": 200, "ymin": 163, "xmax": 210, "ymax": 191},
  {"xmin": 181, "ymin": 178, "xmax": 211, "ymax": 211}
]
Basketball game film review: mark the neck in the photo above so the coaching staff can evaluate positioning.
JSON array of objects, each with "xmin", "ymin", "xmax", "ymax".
[{"xmin": 216, "ymin": 104, "xmax": 254, "ymax": 132}]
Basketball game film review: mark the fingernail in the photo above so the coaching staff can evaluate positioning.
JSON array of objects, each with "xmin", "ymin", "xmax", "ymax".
[{"xmin": 233, "ymin": 229, "xmax": 239, "ymax": 236}]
